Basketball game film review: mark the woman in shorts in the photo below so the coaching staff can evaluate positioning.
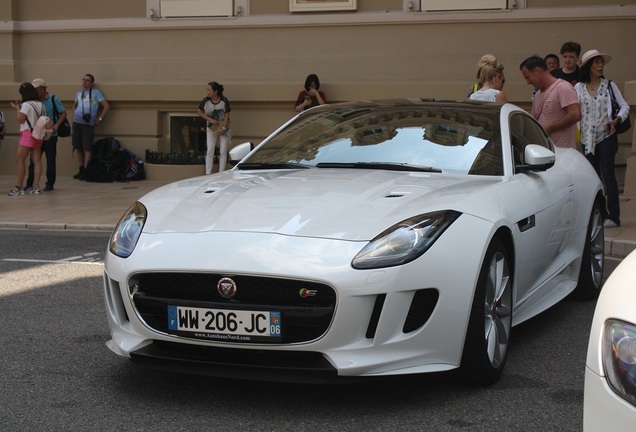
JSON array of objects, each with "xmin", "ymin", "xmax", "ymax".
[{"xmin": 9, "ymin": 82, "xmax": 44, "ymax": 196}]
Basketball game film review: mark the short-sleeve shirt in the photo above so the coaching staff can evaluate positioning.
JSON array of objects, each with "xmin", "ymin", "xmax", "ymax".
[
  {"xmin": 43, "ymin": 94, "xmax": 65, "ymax": 137},
  {"xmin": 19, "ymin": 101, "xmax": 45, "ymax": 133},
  {"xmin": 73, "ymin": 88, "xmax": 106, "ymax": 126},
  {"xmin": 551, "ymin": 67, "xmax": 580, "ymax": 86},
  {"xmin": 531, "ymin": 79, "xmax": 579, "ymax": 148},
  {"xmin": 575, "ymin": 79, "xmax": 612, "ymax": 155},
  {"xmin": 295, "ymin": 90, "xmax": 326, "ymax": 111},
  {"xmin": 199, "ymin": 96, "xmax": 231, "ymax": 124}
]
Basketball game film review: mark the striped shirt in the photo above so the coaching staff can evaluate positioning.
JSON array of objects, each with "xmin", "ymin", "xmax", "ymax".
[{"xmin": 531, "ymin": 79, "xmax": 579, "ymax": 148}]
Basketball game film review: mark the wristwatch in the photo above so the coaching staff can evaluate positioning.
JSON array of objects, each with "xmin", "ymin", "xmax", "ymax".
[{"xmin": 98, "ymin": 117, "xmax": 103, "ymax": 121}]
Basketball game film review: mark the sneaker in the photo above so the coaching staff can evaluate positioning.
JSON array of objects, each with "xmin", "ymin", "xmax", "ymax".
[
  {"xmin": 24, "ymin": 187, "xmax": 33, "ymax": 194},
  {"xmin": 603, "ymin": 219, "xmax": 619, "ymax": 228},
  {"xmin": 29, "ymin": 187, "xmax": 41, "ymax": 195},
  {"xmin": 44, "ymin": 184, "xmax": 54, "ymax": 192},
  {"xmin": 8, "ymin": 187, "xmax": 25, "ymax": 196}
]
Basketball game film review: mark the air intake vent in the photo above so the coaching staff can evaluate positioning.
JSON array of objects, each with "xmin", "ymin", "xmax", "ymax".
[
  {"xmin": 403, "ymin": 289, "xmax": 439, "ymax": 333},
  {"xmin": 365, "ymin": 294, "xmax": 386, "ymax": 339}
]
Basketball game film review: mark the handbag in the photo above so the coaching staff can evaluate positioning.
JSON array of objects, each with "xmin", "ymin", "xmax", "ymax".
[
  {"xmin": 608, "ymin": 81, "xmax": 632, "ymax": 135},
  {"xmin": 0, "ymin": 111, "xmax": 5, "ymax": 140},
  {"xmin": 210, "ymin": 119, "xmax": 231, "ymax": 136},
  {"xmin": 52, "ymin": 95, "xmax": 71, "ymax": 137}
]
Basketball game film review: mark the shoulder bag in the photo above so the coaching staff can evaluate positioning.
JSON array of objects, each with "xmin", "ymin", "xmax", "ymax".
[
  {"xmin": 608, "ymin": 81, "xmax": 632, "ymax": 135},
  {"xmin": 52, "ymin": 95, "xmax": 71, "ymax": 137}
]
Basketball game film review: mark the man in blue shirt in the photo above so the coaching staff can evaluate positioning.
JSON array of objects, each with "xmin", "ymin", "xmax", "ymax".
[
  {"xmin": 72, "ymin": 74, "xmax": 110, "ymax": 180},
  {"xmin": 26, "ymin": 78, "xmax": 67, "ymax": 192}
]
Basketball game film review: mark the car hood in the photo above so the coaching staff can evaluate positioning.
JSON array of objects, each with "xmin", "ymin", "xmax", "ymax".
[{"xmin": 139, "ymin": 169, "xmax": 500, "ymax": 240}]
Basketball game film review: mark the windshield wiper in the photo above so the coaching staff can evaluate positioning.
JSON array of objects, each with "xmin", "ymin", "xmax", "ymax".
[
  {"xmin": 315, "ymin": 162, "xmax": 442, "ymax": 173},
  {"xmin": 237, "ymin": 162, "xmax": 311, "ymax": 170}
]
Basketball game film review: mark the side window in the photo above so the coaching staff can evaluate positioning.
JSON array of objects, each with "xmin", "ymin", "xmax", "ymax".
[{"xmin": 509, "ymin": 113, "xmax": 552, "ymax": 165}]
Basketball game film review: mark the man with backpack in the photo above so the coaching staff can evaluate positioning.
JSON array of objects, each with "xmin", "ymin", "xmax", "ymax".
[{"xmin": 25, "ymin": 78, "xmax": 67, "ymax": 192}]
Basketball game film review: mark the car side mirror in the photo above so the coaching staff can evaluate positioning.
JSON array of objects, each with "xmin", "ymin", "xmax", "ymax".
[
  {"xmin": 229, "ymin": 142, "xmax": 254, "ymax": 166},
  {"xmin": 516, "ymin": 144, "xmax": 555, "ymax": 172}
]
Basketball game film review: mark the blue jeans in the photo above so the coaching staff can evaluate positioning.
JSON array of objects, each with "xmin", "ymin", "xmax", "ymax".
[
  {"xmin": 586, "ymin": 134, "xmax": 620, "ymax": 225},
  {"xmin": 27, "ymin": 135, "xmax": 58, "ymax": 188}
]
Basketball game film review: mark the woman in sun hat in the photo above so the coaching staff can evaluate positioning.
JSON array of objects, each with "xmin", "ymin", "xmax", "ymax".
[{"xmin": 574, "ymin": 49, "xmax": 630, "ymax": 228}]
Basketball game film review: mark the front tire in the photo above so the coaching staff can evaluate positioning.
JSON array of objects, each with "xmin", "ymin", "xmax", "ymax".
[
  {"xmin": 460, "ymin": 238, "xmax": 513, "ymax": 385},
  {"xmin": 574, "ymin": 203, "xmax": 604, "ymax": 300}
]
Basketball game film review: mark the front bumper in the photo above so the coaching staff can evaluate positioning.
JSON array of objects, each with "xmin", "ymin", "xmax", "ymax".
[
  {"xmin": 104, "ymin": 215, "xmax": 492, "ymax": 379},
  {"xmin": 584, "ymin": 366, "xmax": 636, "ymax": 431}
]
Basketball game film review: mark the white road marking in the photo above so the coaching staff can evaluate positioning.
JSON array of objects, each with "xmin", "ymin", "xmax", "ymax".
[
  {"xmin": 2, "ymin": 258, "xmax": 103, "ymax": 266},
  {"xmin": 2, "ymin": 252, "xmax": 104, "ymax": 265}
]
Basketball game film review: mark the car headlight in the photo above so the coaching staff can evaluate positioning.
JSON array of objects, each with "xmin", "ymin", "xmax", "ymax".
[
  {"xmin": 109, "ymin": 201, "xmax": 147, "ymax": 258},
  {"xmin": 352, "ymin": 210, "xmax": 461, "ymax": 270},
  {"xmin": 603, "ymin": 319, "xmax": 636, "ymax": 406}
]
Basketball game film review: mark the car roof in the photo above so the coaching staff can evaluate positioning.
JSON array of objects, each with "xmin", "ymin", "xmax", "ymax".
[{"xmin": 302, "ymin": 98, "xmax": 507, "ymax": 116}]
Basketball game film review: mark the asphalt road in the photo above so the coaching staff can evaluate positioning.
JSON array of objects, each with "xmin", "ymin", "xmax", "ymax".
[{"xmin": 0, "ymin": 230, "xmax": 621, "ymax": 432}]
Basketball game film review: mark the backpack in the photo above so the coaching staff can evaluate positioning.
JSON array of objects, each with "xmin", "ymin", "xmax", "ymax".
[
  {"xmin": 26, "ymin": 102, "xmax": 53, "ymax": 141},
  {"xmin": 83, "ymin": 155, "xmax": 115, "ymax": 182},
  {"xmin": 120, "ymin": 148, "xmax": 146, "ymax": 181},
  {"xmin": 83, "ymin": 137, "xmax": 123, "ymax": 182},
  {"xmin": 110, "ymin": 149, "xmax": 132, "ymax": 182},
  {"xmin": 83, "ymin": 149, "xmax": 129, "ymax": 183},
  {"xmin": 92, "ymin": 137, "xmax": 121, "ymax": 159}
]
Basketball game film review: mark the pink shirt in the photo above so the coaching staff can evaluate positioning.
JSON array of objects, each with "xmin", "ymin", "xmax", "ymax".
[{"xmin": 531, "ymin": 79, "xmax": 579, "ymax": 148}]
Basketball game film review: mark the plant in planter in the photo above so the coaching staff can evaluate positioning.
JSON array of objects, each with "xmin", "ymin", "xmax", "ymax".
[{"xmin": 145, "ymin": 149, "xmax": 207, "ymax": 165}]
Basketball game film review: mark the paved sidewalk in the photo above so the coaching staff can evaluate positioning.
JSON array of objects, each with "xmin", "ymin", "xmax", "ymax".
[
  {"xmin": 0, "ymin": 175, "xmax": 170, "ymax": 231},
  {"xmin": 1, "ymin": 175, "xmax": 635, "ymax": 258}
]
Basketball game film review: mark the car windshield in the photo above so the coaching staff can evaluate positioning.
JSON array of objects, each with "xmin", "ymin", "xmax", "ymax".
[{"xmin": 240, "ymin": 104, "xmax": 503, "ymax": 175}]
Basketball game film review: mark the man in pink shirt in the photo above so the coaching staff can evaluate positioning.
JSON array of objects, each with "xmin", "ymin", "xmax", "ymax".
[{"xmin": 520, "ymin": 56, "xmax": 581, "ymax": 148}]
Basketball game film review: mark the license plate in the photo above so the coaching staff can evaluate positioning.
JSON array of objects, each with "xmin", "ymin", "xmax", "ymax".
[{"xmin": 167, "ymin": 305, "xmax": 282, "ymax": 341}]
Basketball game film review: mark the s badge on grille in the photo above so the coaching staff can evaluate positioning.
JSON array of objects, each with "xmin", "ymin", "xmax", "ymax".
[
  {"xmin": 217, "ymin": 277, "xmax": 237, "ymax": 299},
  {"xmin": 299, "ymin": 288, "xmax": 317, "ymax": 298}
]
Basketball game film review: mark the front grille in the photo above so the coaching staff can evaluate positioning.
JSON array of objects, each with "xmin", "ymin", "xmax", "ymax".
[{"xmin": 130, "ymin": 272, "xmax": 337, "ymax": 344}]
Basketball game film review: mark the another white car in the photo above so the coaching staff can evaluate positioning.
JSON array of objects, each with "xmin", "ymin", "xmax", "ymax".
[
  {"xmin": 104, "ymin": 99, "xmax": 605, "ymax": 384},
  {"xmin": 584, "ymin": 250, "xmax": 636, "ymax": 430}
]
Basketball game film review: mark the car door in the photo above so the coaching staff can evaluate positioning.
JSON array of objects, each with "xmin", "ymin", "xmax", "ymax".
[{"xmin": 508, "ymin": 112, "xmax": 576, "ymax": 303}]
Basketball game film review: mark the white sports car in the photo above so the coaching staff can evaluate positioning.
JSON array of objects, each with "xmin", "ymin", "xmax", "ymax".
[
  {"xmin": 104, "ymin": 99, "xmax": 605, "ymax": 384},
  {"xmin": 584, "ymin": 249, "xmax": 636, "ymax": 430}
]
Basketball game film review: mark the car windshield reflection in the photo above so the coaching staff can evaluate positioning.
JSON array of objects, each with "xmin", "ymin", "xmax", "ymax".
[{"xmin": 240, "ymin": 106, "xmax": 502, "ymax": 175}]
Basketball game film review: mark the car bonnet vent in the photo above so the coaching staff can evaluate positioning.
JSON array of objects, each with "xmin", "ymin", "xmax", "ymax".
[{"xmin": 382, "ymin": 186, "xmax": 423, "ymax": 199}]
